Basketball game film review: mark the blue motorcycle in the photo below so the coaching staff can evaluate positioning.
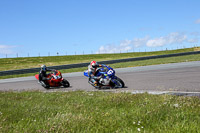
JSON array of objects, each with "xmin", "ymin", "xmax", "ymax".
[{"xmin": 84, "ymin": 65, "xmax": 125, "ymax": 89}]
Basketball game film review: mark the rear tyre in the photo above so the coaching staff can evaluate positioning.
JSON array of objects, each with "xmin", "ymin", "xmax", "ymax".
[{"xmin": 62, "ymin": 79, "xmax": 70, "ymax": 87}]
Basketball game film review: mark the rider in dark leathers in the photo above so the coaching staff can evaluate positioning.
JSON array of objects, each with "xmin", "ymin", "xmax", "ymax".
[{"xmin": 39, "ymin": 65, "xmax": 56, "ymax": 88}]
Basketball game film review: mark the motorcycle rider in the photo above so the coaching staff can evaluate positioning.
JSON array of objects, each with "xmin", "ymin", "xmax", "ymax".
[
  {"xmin": 39, "ymin": 65, "xmax": 56, "ymax": 88},
  {"xmin": 88, "ymin": 61, "xmax": 104, "ymax": 86}
]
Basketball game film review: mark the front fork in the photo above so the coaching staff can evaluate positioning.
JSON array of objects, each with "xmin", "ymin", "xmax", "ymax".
[{"xmin": 110, "ymin": 76, "xmax": 117, "ymax": 87}]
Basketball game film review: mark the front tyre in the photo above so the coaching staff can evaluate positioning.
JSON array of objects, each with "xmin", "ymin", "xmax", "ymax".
[
  {"xmin": 111, "ymin": 77, "xmax": 125, "ymax": 88},
  {"xmin": 117, "ymin": 77, "xmax": 125, "ymax": 88},
  {"xmin": 62, "ymin": 79, "xmax": 70, "ymax": 87}
]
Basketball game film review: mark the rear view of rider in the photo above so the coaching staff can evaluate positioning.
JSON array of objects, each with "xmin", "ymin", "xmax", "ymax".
[
  {"xmin": 88, "ymin": 61, "xmax": 104, "ymax": 86},
  {"xmin": 39, "ymin": 65, "xmax": 55, "ymax": 88}
]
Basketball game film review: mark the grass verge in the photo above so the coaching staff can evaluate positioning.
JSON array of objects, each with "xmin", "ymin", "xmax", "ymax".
[{"xmin": 0, "ymin": 91, "xmax": 199, "ymax": 132}]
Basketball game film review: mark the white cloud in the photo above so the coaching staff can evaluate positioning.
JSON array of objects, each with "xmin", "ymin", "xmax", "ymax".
[
  {"xmin": 132, "ymin": 36, "xmax": 149, "ymax": 47},
  {"xmin": 146, "ymin": 38, "xmax": 166, "ymax": 47},
  {"xmin": 97, "ymin": 36, "xmax": 149, "ymax": 53},
  {"xmin": 146, "ymin": 32, "xmax": 187, "ymax": 47},
  {"xmin": 98, "ymin": 40, "xmax": 132, "ymax": 54},
  {"xmin": 0, "ymin": 45, "xmax": 16, "ymax": 54},
  {"xmin": 97, "ymin": 32, "xmax": 199, "ymax": 53},
  {"xmin": 195, "ymin": 19, "xmax": 200, "ymax": 24}
]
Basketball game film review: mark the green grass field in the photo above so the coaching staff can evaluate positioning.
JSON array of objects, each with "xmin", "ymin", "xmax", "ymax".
[
  {"xmin": 0, "ymin": 47, "xmax": 199, "ymax": 71},
  {"xmin": 0, "ymin": 91, "xmax": 199, "ymax": 132}
]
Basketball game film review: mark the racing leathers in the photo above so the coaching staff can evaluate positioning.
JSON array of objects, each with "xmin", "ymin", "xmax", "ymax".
[
  {"xmin": 39, "ymin": 68, "xmax": 55, "ymax": 88},
  {"xmin": 88, "ymin": 64, "xmax": 104, "ymax": 86}
]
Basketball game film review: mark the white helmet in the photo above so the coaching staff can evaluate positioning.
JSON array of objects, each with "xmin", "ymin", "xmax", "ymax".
[{"xmin": 90, "ymin": 61, "xmax": 97, "ymax": 67}]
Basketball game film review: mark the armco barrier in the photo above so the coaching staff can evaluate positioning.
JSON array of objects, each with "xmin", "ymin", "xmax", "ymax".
[{"xmin": 1, "ymin": 51, "xmax": 200, "ymax": 76}]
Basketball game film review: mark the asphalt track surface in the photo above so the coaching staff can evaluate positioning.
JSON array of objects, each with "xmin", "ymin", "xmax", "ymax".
[{"xmin": 0, "ymin": 61, "xmax": 200, "ymax": 96}]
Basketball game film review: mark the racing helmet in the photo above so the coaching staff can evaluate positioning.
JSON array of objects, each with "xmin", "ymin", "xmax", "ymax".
[
  {"xmin": 90, "ymin": 61, "xmax": 97, "ymax": 68},
  {"xmin": 41, "ymin": 64, "xmax": 47, "ymax": 71}
]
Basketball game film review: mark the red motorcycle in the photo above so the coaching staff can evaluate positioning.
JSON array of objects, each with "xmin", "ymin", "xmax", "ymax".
[{"xmin": 35, "ymin": 70, "xmax": 70, "ymax": 89}]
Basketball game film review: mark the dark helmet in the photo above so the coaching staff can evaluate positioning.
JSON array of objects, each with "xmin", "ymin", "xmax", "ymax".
[{"xmin": 41, "ymin": 65, "xmax": 47, "ymax": 71}]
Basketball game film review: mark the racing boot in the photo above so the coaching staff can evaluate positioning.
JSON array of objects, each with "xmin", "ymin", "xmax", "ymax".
[
  {"xmin": 94, "ymin": 81, "xmax": 98, "ymax": 87},
  {"xmin": 40, "ymin": 81, "xmax": 50, "ymax": 89}
]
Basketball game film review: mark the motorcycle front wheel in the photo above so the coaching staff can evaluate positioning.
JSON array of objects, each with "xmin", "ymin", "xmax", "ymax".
[
  {"xmin": 111, "ymin": 77, "xmax": 125, "ymax": 88},
  {"xmin": 62, "ymin": 79, "xmax": 70, "ymax": 87}
]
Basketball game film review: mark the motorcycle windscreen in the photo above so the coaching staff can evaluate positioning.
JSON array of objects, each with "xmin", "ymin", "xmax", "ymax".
[
  {"xmin": 35, "ymin": 74, "xmax": 39, "ymax": 80},
  {"xmin": 84, "ymin": 70, "xmax": 89, "ymax": 77}
]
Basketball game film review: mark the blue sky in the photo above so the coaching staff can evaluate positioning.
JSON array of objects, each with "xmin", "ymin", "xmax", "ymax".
[{"xmin": 0, "ymin": 0, "xmax": 200, "ymax": 58}]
